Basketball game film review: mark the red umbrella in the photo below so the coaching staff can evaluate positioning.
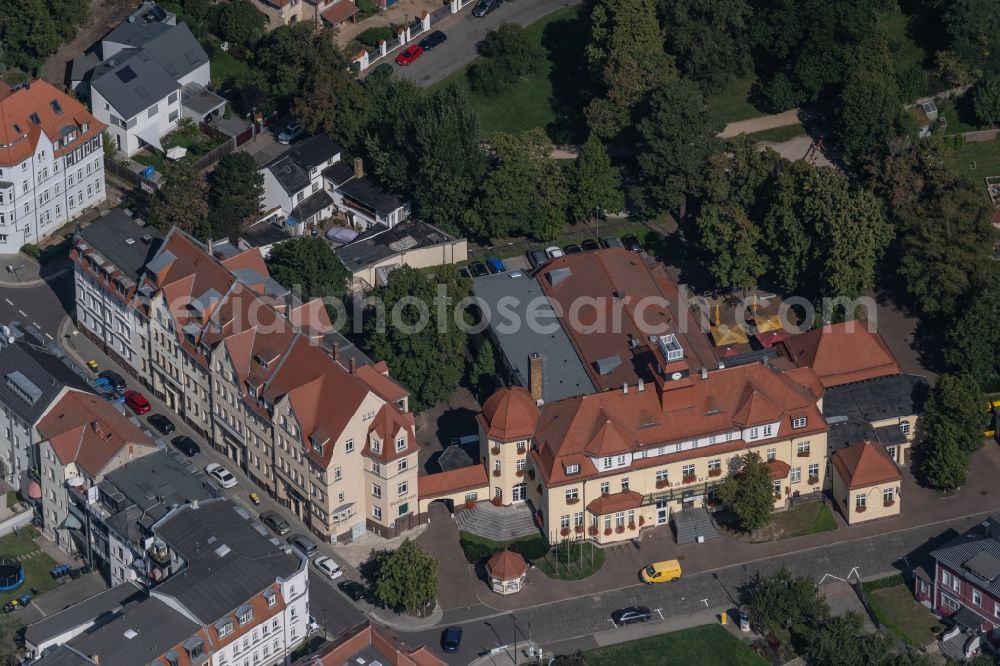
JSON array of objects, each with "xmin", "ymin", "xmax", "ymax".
[{"xmin": 27, "ymin": 481, "xmax": 41, "ymax": 500}]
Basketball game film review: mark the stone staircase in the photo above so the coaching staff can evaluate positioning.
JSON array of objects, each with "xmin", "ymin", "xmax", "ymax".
[
  {"xmin": 673, "ymin": 507, "xmax": 721, "ymax": 545},
  {"xmin": 455, "ymin": 501, "xmax": 540, "ymax": 542}
]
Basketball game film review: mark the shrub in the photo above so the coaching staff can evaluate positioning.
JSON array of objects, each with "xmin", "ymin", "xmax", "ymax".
[
  {"xmin": 508, "ymin": 537, "xmax": 549, "ymax": 562},
  {"xmin": 468, "ymin": 23, "xmax": 544, "ymax": 97},
  {"xmin": 20, "ymin": 244, "xmax": 40, "ymax": 260},
  {"xmin": 459, "ymin": 537, "xmax": 495, "ymax": 564},
  {"xmin": 357, "ymin": 26, "xmax": 393, "ymax": 47}
]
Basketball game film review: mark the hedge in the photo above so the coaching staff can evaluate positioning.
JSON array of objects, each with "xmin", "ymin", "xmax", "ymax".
[{"xmin": 458, "ymin": 531, "xmax": 550, "ymax": 564}]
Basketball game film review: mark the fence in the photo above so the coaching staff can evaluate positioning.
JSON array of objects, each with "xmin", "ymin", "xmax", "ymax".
[
  {"xmin": 192, "ymin": 138, "xmax": 235, "ymax": 171},
  {"xmin": 104, "ymin": 159, "xmax": 160, "ymax": 193},
  {"xmin": 354, "ymin": 0, "xmax": 477, "ymax": 72}
]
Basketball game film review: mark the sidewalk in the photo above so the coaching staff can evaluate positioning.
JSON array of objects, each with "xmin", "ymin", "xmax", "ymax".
[
  {"xmin": 370, "ymin": 602, "xmax": 443, "ymax": 631},
  {"xmin": 720, "ymin": 108, "xmax": 802, "ymax": 138},
  {"xmin": 0, "ymin": 253, "xmax": 69, "ymax": 288}
]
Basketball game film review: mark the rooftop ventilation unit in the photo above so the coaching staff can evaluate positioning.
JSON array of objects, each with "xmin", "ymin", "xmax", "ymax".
[
  {"xmin": 124, "ymin": 238, "xmax": 135, "ymax": 245},
  {"xmin": 658, "ymin": 334, "xmax": 684, "ymax": 361}
]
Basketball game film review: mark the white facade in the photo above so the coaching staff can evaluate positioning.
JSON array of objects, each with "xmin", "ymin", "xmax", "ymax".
[
  {"xmin": 259, "ymin": 147, "xmax": 341, "ymax": 225},
  {"xmin": 0, "ymin": 406, "xmax": 38, "ymax": 491},
  {"xmin": 74, "ymin": 262, "xmax": 149, "ymax": 378},
  {"xmin": 91, "ymin": 85, "xmax": 183, "ymax": 157},
  {"xmin": 0, "ymin": 132, "xmax": 105, "ymax": 253}
]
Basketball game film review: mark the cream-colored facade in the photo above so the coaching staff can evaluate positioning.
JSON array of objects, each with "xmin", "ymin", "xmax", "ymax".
[
  {"xmin": 347, "ymin": 238, "xmax": 469, "ymax": 291},
  {"xmin": 831, "ymin": 473, "xmax": 901, "ymax": 524}
]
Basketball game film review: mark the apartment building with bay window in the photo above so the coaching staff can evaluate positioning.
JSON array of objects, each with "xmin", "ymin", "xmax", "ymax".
[{"xmin": 71, "ymin": 219, "xmax": 419, "ymax": 543}]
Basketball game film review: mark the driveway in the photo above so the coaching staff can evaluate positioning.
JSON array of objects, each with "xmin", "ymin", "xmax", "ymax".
[{"xmin": 392, "ymin": 0, "xmax": 583, "ymax": 87}]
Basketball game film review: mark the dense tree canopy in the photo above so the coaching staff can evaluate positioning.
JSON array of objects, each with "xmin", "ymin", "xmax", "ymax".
[
  {"xmin": 973, "ymin": 75, "xmax": 1000, "ymax": 126},
  {"xmin": 216, "ymin": 0, "xmax": 266, "ymax": 47},
  {"xmin": 148, "ymin": 163, "xmax": 210, "ymax": 239},
  {"xmin": 920, "ymin": 373, "xmax": 986, "ymax": 489},
  {"xmin": 251, "ymin": 23, "xmax": 347, "ymax": 112},
  {"xmin": 568, "ymin": 134, "xmax": 624, "ymax": 221},
  {"xmin": 265, "ymin": 238, "xmax": 350, "ymax": 302},
  {"xmin": 659, "ymin": 0, "xmax": 751, "ymax": 91},
  {"xmin": 717, "ymin": 451, "xmax": 774, "ymax": 531},
  {"xmin": 696, "ymin": 202, "xmax": 768, "ymax": 291},
  {"xmin": 946, "ymin": 0, "xmax": 1000, "ymax": 77},
  {"xmin": 374, "ymin": 539, "xmax": 438, "ymax": 613},
  {"xmin": 0, "ymin": 0, "xmax": 70, "ymax": 72},
  {"xmin": 946, "ymin": 285, "xmax": 1000, "ymax": 390},
  {"xmin": 293, "ymin": 67, "xmax": 372, "ymax": 153},
  {"xmin": 468, "ymin": 23, "xmax": 546, "ymax": 97},
  {"xmin": 209, "ymin": 152, "xmax": 264, "ymax": 243}
]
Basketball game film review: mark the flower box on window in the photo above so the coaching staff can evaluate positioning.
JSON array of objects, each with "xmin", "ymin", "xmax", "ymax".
[
  {"xmin": 575, "ymin": 525, "xmax": 584, "ymax": 534},
  {"xmin": 491, "ymin": 446, "xmax": 501, "ymax": 455},
  {"xmin": 492, "ymin": 497, "xmax": 503, "ymax": 507},
  {"xmin": 883, "ymin": 499, "xmax": 895, "ymax": 507},
  {"xmin": 655, "ymin": 480, "xmax": 669, "ymax": 489},
  {"xmin": 855, "ymin": 505, "xmax": 867, "ymax": 513},
  {"xmin": 797, "ymin": 451, "xmax": 810, "ymax": 457},
  {"xmin": 560, "ymin": 527, "xmax": 570, "ymax": 537},
  {"xmin": 708, "ymin": 469, "xmax": 722, "ymax": 478},
  {"xmin": 615, "ymin": 526, "xmax": 625, "ymax": 534},
  {"xmin": 566, "ymin": 498, "xmax": 580, "ymax": 505},
  {"xmin": 589, "ymin": 526, "xmax": 598, "ymax": 536},
  {"xmin": 515, "ymin": 470, "xmax": 524, "ymax": 478},
  {"xmin": 808, "ymin": 476, "xmax": 819, "ymax": 485},
  {"xmin": 683, "ymin": 474, "xmax": 697, "ymax": 484},
  {"xmin": 464, "ymin": 499, "xmax": 476, "ymax": 510},
  {"xmin": 627, "ymin": 522, "xmax": 636, "ymax": 530},
  {"xmin": 492, "ymin": 469, "xmax": 501, "ymax": 478},
  {"xmin": 604, "ymin": 528, "xmax": 612, "ymax": 536}
]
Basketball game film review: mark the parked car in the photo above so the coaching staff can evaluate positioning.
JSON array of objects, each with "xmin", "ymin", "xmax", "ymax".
[
  {"xmin": 277, "ymin": 121, "xmax": 303, "ymax": 144},
  {"xmin": 611, "ymin": 606, "xmax": 652, "ymax": 626},
  {"xmin": 86, "ymin": 359, "xmax": 99, "ymax": 372},
  {"xmin": 205, "ymin": 463, "xmax": 238, "ymax": 489},
  {"xmin": 338, "ymin": 579, "xmax": 367, "ymax": 600},
  {"xmin": 621, "ymin": 234, "xmax": 643, "ymax": 253},
  {"xmin": 171, "ymin": 435, "xmax": 200, "ymax": 457},
  {"xmin": 102, "ymin": 389, "xmax": 125, "ymax": 404},
  {"xmin": 469, "ymin": 262, "xmax": 489, "ymax": 277},
  {"xmin": 287, "ymin": 533, "xmax": 318, "ymax": 557},
  {"xmin": 472, "ymin": 0, "xmax": 502, "ymax": 18},
  {"xmin": 600, "ymin": 236, "xmax": 622, "ymax": 249},
  {"xmin": 95, "ymin": 376, "xmax": 112, "ymax": 391},
  {"xmin": 526, "ymin": 249, "xmax": 549, "ymax": 268},
  {"xmin": 99, "ymin": 370, "xmax": 126, "ymax": 392},
  {"xmin": 419, "ymin": 30, "xmax": 447, "ymax": 51},
  {"xmin": 442, "ymin": 626, "xmax": 463, "ymax": 653},
  {"xmin": 367, "ymin": 62, "xmax": 393, "ymax": 82},
  {"xmin": 457, "ymin": 267, "xmax": 472, "ymax": 279},
  {"xmin": 545, "ymin": 246, "xmax": 564, "ymax": 259},
  {"xmin": 314, "ymin": 556, "xmax": 343, "ymax": 580},
  {"xmin": 147, "ymin": 414, "xmax": 175, "ymax": 434},
  {"xmin": 581, "ymin": 238, "xmax": 600, "ymax": 251},
  {"xmin": 486, "ymin": 257, "xmax": 507, "ymax": 273},
  {"xmin": 123, "ymin": 390, "xmax": 151, "ymax": 415},
  {"xmin": 640, "ymin": 559, "xmax": 682, "ymax": 584},
  {"xmin": 564, "ymin": 244, "xmax": 582, "ymax": 254},
  {"xmin": 259, "ymin": 510, "xmax": 291, "ymax": 536},
  {"xmin": 395, "ymin": 44, "xmax": 424, "ymax": 66}
]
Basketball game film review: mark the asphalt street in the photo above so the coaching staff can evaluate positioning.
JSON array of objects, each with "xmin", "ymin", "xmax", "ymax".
[
  {"xmin": 393, "ymin": 0, "xmax": 583, "ymax": 87},
  {"xmin": 0, "ymin": 273, "xmax": 74, "ymax": 341}
]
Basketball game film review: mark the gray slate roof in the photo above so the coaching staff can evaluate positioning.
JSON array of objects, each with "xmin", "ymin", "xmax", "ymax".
[
  {"xmin": 334, "ymin": 219, "xmax": 455, "ymax": 270},
  {"xmin": 472, "ymin": 271, "xmax": 595, "ymax": 403},
  {"xmin": 153, "ymin": 499, "xmax": 301, "ymax": 625},
  {"xmin": 91, "ymin": 49, "xmax": 180, "ymax": 120},
  {"xmin": 337, "ymin": 175, "xmax": 408, "ymax": 215},
  {"xmin": 30, "ymin": 645, "xmax": 94, "ymax": 666},
  {"xmin": 0, "ymin": 324, "xmax": 92, "ymax": 426},
  {"xmin": 25, "ymin": 583, "xmax": 146, "ymax": 649},
  {"xmin": 931, "ymin": 517, "xmax": 1000, "ymax": 597},
  {"xmin": 823, "ymin": 373, "xmax": 929, "ymax": 451},
  {"xmin": 291, "ymin": 190, "xmax": 333, "ymax": 221},
  {"xmin": 263, "ymin": 135, "xmax": 342, "ymax": 196},
  {"xmin": 76, "ymin": 210, "xmax": 163, "ymax": 282}
]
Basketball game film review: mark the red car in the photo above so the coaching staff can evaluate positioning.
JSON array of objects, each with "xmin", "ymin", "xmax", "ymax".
[
  {"xmin": 124, "ymin": 390, "xmax": 151, "ymax": 415},
  {"xmin": 395, "ymin": 45, "xmax": 424, "ymax": 66}
]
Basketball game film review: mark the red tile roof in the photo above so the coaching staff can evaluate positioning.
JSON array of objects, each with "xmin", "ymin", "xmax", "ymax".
[
  {"xmin": 37, "ymin": 389, "xmax": 156, "ymax": 477},
  {"xmin": 786, "ymin": 321, "xmax": 902, "ymax": 388},
  {"xmin": 364, "ymin": 404, "xmax": 418, "ymax": 463},
  {"xmin": 321, "ymin": 0, "xmax": 359, "ymax": 25},
  {"xmin": 486, "ymin": 550, "xmax": 527, "ymax": 580},
  {"xmin": 355, "ymin": 362, "xmax": 409, "ymax": 404},
  {"xmin": 831, "ymin": 441, "xmax": 901, "ymax": 490},
  {"xmin": 586, "ymin": 490, "xmax": 643, "ymax": 515},
  {"xmin": 0, "ymin": 80, "xmax": 105, "ymax": 167},
  {"xmin": 417, "ymin": 463, "xmax": 488, "ymax": 498},
  {"xmin": 477, "ymin": 387, "xmax": 539, "ymax": 442}
]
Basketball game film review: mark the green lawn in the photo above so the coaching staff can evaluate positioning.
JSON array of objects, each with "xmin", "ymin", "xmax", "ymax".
[
  {"xmin": 940, "ymin": 94, "xmax": 988, "ymax": 134},
  {"xmin": 0, "ymin": 528, "xmax": 60, "ymax": 606},
  {"xmin": 744, "ymin": 124, "xmax": 807, "ymax": 144},
  {"xmin": 785, "ymin": 503, "xmax": 838, "ymax": 538},
  {"xmin": 534, "ymin": 540, "xmax": 606, "ymax": 581},
  {"xmin": 210, "ymin": 48, "xmax": 253, "ymax": 86},
  {"xmin": 706, "ymin": 74, "xmax": 766, "ymax": 125},
  {"xmin": 585, "ymin": 624, "xmax": 767, "ymax": 666},
  {"xmin": 431, "ymin": 6, "xmax": 588, "ymax": 142},
  {"xmin": 950, "ymin": 138, "xmax": 1000, "ymax": 181},
  {"xmin": 868, "ymin": 584, "xmax": 940, "ymax": 647}
]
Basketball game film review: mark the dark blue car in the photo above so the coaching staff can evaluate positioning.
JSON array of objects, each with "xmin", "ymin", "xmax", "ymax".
[
  {"xmin": 486, "ymin": 257, "xmax": 507, "ymax": 273},
  {"xmin": 442, "ymin": 626, "xmax": 462, "ymax": 653}
]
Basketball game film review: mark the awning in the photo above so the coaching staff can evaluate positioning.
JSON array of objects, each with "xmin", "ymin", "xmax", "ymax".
[
  {"xmin": 753, "ymin": 314, "xmax": 783, "ymax": 333},
  {"xmin": 60, "ymin": 514, "xmax": 83, "ymax": 530},
  {"xmin": 166, "ymin": 146, "xmax": 187, "ymax": 161},
  {"xmin": 710, "ymin": 324, "xmax": 749, "ymax": 347},
  {"xmin": 27, "ymin": 481, "xmax": 41, "ymax": 500},
  {"xmin": 136, "ymin": 123, "xmax": 164, "ymax": 153}
]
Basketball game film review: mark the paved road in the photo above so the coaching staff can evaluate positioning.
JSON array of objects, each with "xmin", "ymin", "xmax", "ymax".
[
  {"xmin": 393, "ymin": 0, "xmax": 583, "ymax": 87},
  {"xmin": 0, "ymin": 273, "xmax": 74, "ymax": 341}
]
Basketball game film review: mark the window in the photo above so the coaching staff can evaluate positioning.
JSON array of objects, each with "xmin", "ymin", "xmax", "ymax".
[
  {"xmin": 682, "ymin": 464, "xmax": 695, "ymax": 478},
  {"xmin": 218, "ymin": 621, "xmax": 233, "ymax": 638},
  {"xmin": 574, "ymin": 511, "xmax": 584, "ymax": 527},
  {"xmin": 656, "ymin": 470, "xmax": 668, "ymax": 483},
  {"xmin": 566, "ymin": 463, "xmax": 580, "ymax": 475},
  {"xmin": 517, "ymin": 458, "xmax": 526, "ymax": 471},
  {"xmin": 494, "ymin": 459, "xmax": 501, "ymax": 472},
  {"xmin": 797, "ymin": 442, "xmax": 810, "ymax": 456},
  {"xmin": 370, "ymin": 460, "xmax": 380, "ymax": 474},
  {"xmin": 344, "ymin": 438, "xmax": 353, "ymax": 453},
  {"xmin": 604, "ymin": 515, "xmax": 611, "ymax": 530},
  {"xmin": 615, "ymin": 511, "xmax": 625, "ymax": 528},
  {"xmin": 808, "ymin": 463, "xmax": 819, "ymax": 479},
  {"xmin": 974, "ymin": 589, "xmax": 982, "ymax": 606},
  {"xmin": 952, "ymin": 575, "xmax": 960, "ymax": 592},
  {"xmin": 565, "ymin": 488, "xmax": 579, "ymax": 502},
  {"xmin": 334, "ymin": 466, "xmax": 342, "ymax": 481},
  {"xmin": 561, "ymin": 514, "xmax": 570, "ymax": 529},
  {"xmin": 942, "ymin": 594, "xmax": 960, "ymax": 611},
  {"xmin": 397, "ymin": 481, "xmax": 407, "ymax": 496},
  {"xmin": 371, "ymin": 438, "xmax": 381, "ymax": 454},
  {"xmin": 239, "ymin": 607, "xmax": 253, "ymax": 624},
  {"xmin": 790, "ymin": 467, "xmax": 801, "ymax": 483},
  {"xmin": 266, "ymin": 592, "xmax": 276, "ymax": 607},
  {"xmin": 773, "ymin": 480, "xmax": 781, "ymax": 498},
  {"xmin": 883, "ymin": 487, "xmax": 894, "ymax": 504},
  {"xmin": 766, "ymin": 448, "xmax": 776, "ymax": 461},
  {"xmin": 627, "ymin": 509, "xmax": 634, "ymax": 525},
  {"xmin": 465, "ymin": 492, "xmax": 478, "ymax": 503},
  {"xmin": 397, "ymin": 458, "xmax": 408, "ymax": 472},
  {"xmin": 762, "ymin": 424, "xmax": 773, "ymax": 437},
  {"xmin": 395, "ymin": 436, "xmax": 406, "ymax": 452},
  {"xmin": 620, "ymin": 477, "xmax": 629, "ymax": 492},
  {"xmin": 371, "ymin": 483, "xmax": 381, "ymax": 498},
  {"xmin": 599, "ymin": 481, "xmax": 610, "ymax": 494},
  {"xmin": 792, "ymin": 417, "xmax": 807, "ymax": 428},
  {"xmin": 372, "ymin": 505, "xmax": 382, "ymax": 520},
  {"xmin": 616, "ymin": 454, "xmax": 626, "ymax": 466},
  {"xmin": 337, "ymin": 492, "xmax": 344, "ymax": 502},
  {"xmin": 168, "ymin": 91, "xmax": 178, "ymax": 104},
  {"xmin": 602, "ymin": 456, "xmax": 612, "ymax": 468},
  {"xmin": 856, "ymin": 495, "xmax": 866, "ymax": 510},
  {"xmin": 995, "ymin": 601, "xmax": 1000, "ymax": 619},
  {"xmin": 708, "ymin": 459, "xmax": 721, "ymax": 472},
  {"xmin": 900, "ymin": 421, "xmax": 910, "ymax": 435},
  {"xmin": 942, "ymin": 570, "xmax": 952, "ymax": 587}
]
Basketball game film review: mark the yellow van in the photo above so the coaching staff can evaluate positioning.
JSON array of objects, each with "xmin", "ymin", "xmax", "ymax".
[{"xmin": 640, "ymin": 559, "xmax": 682, "ymax": 584}]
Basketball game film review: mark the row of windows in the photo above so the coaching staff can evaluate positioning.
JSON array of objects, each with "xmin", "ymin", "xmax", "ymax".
[{"xmin": 371, "ymin": 481, "xmax": 408, "ymax": 498}]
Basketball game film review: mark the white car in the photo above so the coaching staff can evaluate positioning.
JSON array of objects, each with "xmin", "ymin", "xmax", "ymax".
[
  {"xmin": 205, "ymin": 463, "xmax": 238, "ymax": 489},
  {"xmin": 545, "ymin": 246, "xmax": 564, "ymax": 258},
  {"xmin": 313, "ymin": 556, "xmax": 343, "ymax": 580}
]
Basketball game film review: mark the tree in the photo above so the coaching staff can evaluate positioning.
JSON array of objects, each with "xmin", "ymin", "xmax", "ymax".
[
  {"xmin": 363, "ymin": 266, "xmax": 469, "ymax": 410},
  {"xmin": 568, "ymin": 134, "xmax": 623, "ymax": 221},
  {"xmin": 802, "ymin": 612, "xmax": 903, "ymax": 666},
  {"xmin": 468, "ymin": 23, "xmax": 545, "ymax": 97},
  {"xmin": 209, "ymin": 152, "xmax": 264, "ymax": 242},
  {"xmin": 0, "ymin": 0, "xmax": 60, "ymax": 72},
  {"xmin": 48, "ymin": 0, "xmax": 89, "ymax": 41},
  {"xmin": 696, "ymin": 202, "xmax": 767, "ymax": 290},
  {"xmin": 468, "ymin": 340, "xmax": 496, "ymax": 398},
  {"xmin": 147, "ymin": 163, "xmax": 210, "ymax": 238},
  {"xmin": 102, "ymin": 131, "xmax": 117, "ymax": 162},
  {"xmin": 584, "ymin": 0, "xmax": 677, "ymax": 139},
  {"xmin": 293, "ymin": 67, "xmax": 372, "ymax": 152},
  {"xmin": 265, "ymin": 237, "xmax": 349, "ymax": 301},
  {"xmin": 703, "ymin": 137, "xmax": 785, "ymax": 210},
  {"xmin": 834, "ymin": 35, "xmax": 906, "ymax": 163},
  {"xmin": 946, "ymin": 0, "xmax": 1000, "ymax": 77},
  {"xmin": 743, "ymin": 568, "xmax": 829, "ymax": 637},
  {"xmin": 253, "ymin": 23, "xmax": 346, "ymax": 109},
  {"xmin": 364, "ymin": 77, "xmax": 424, "ymax": 190},
  {"xmin": 374, "ymin": 539, "xmax": 438, "ymax": 613},
  {"xmin": 659, "ymin": 0, "xmax": 751, "ymax": 91},
  {"xmin": 216, "ymin": 0, "xmax": 266, "ymax": 46},
  {"xmin": 181, "ymin": 0, "xmax": 211, "ymax": 27},
  {"xmin": 973, "ymin": 75, "xmax": 1000, "ymax": 126},
  {"xmin": 632, "ymin": 78, "xmax": 721, "ymax": 217},
  {"xmin": 467, "ymin": 129, "xmax": 566, "ymax": 241},
  {"xmin": 717, "ymin": 451, "xmax": 774, "ymax": 531},
  {"xmin": 924, "ymin": 374, "xmax": 986, "ymax": 456},
  {"xmin": 946, "ymin": 287, "xmax": 1000, "ymax": 389},
  {"xmin": 921, "ymin": 437, "xmax": 969, "ymax": 490}
]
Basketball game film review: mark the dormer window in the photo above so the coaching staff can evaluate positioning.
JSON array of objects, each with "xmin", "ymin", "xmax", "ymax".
[
  {"xmin": 371, "ymin": 437, "xmax": 381, "ymax": 454},
  {"xmin": 565, "ymin": 464, "xmax": 580, "ymax": 475},
  {"xmin": 395, "ymin": 436, "xmax": 406, "ymax": 452},
  {"xmin": 265, "ymin": 590, "xmax": 276, "ymax": 607},
  {"xmin": 237, "ymin": 604, "xmax": 253, "ymax": 625},
  {"xmin": 602, "ymin": 456, "xmax": 612, "ymax": 468},
  {"xmin": 216, "ymin": 620, "xmax": 233, "ymax": 638},
  {"xmin": 792, "ymin": 417, "xmax": 806, "ymax": 429}
]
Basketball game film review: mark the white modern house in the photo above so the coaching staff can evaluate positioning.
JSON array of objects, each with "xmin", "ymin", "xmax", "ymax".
[
  {"xmin": 71, "ymin": 1, "xmax": 221, "ymax": 157},
  {"xmin": 0, "ymin": 80, "xmax": 106, "ymax": 253}
]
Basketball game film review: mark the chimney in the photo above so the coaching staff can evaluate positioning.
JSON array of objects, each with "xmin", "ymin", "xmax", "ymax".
[
  {"xmin": 333, "ymin": 340, "xmax": 340, "ymax": 362},
  {"xmin": 349, "ymin": 356, "xmax": 357, "ymax": 374},
  {"xmin": 353, "ymin": 158, "xmax": 364, "ymax": 179},
  {"xmin": 700, "ymin": 367, "xmax": 708, "ymax": 380},
  {"xmin": 529, "ymin": 353, "xmax": 543, "ymax": 403},
  {"xmin": 637, "ymin": 378, "xmax": 644, "ymax": 392},
  {"xmin": 91, "ymin": 656, "xmax": 99, "ymax": 665},
  {"xmin": 622, "ymin": 382, "xmax": 628, "ymax": 394}
]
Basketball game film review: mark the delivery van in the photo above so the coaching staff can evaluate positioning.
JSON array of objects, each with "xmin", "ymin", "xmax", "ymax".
[{"xmin": 640, "ymin": 559, "xmax": 682, "ymax": 584}]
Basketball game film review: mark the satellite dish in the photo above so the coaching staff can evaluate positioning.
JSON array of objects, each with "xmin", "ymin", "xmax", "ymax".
[{"xmin": 670, "ymin": 372, "xmax": 683, "ymax": 381}]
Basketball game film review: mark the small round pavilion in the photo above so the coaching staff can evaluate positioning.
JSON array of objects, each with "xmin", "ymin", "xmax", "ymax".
[{"xmin": 486, "ymin": 550, "xmax": 527, "ymax": 595}]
